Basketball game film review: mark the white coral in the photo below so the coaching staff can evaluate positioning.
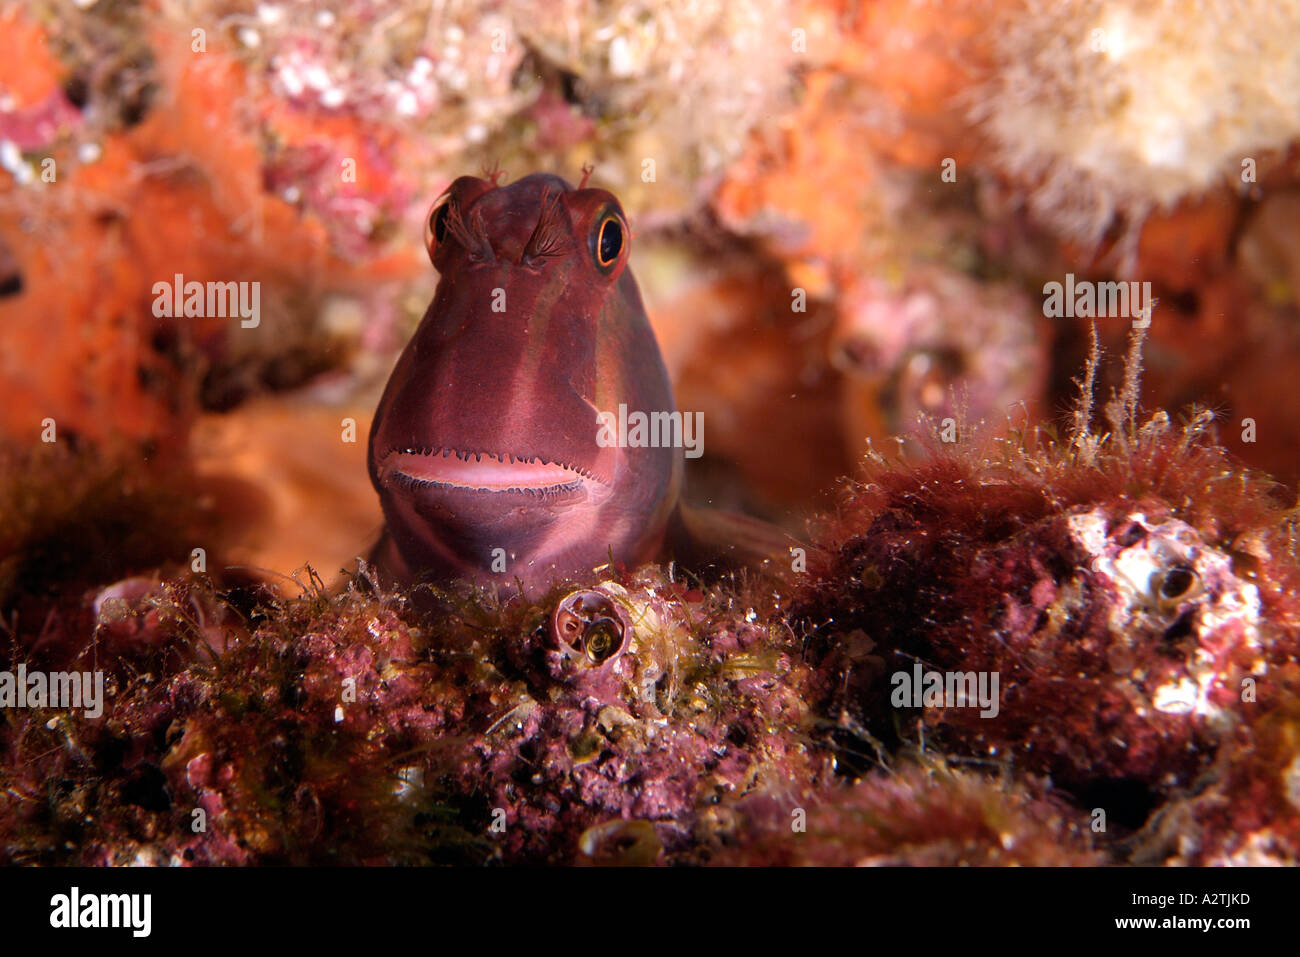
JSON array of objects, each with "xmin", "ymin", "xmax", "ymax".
[{"xmin": 974, "ymin": 0, "xmax": 1300, "ymax": 242}]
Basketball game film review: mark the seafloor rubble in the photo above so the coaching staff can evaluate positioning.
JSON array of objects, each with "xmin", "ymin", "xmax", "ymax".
[{"xmin": 3, "ymin": 1, "xmax": 1300, "ymax": 864}]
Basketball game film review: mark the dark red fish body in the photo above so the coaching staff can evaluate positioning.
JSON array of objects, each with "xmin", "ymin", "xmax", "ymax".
[{"xmin": 369, "ymin": 173, "xmax": 684, "ymax": 591}]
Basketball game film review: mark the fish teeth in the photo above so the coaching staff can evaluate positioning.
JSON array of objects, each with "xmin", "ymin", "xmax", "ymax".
[{"xmin": 386, "ymin": 447, "xmax": 606, "ymax": 486}]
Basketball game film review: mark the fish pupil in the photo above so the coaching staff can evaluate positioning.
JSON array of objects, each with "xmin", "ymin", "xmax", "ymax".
[
  {"xmin": 431, "ymin": 203, "xmax": 450, "ymax": 244},
  {"xmin": 599, "ymin": 218, "xmax": 622, "ymax": 264}
]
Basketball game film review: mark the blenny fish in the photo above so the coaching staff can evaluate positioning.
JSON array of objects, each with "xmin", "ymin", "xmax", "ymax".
[{"xmin": 368, "ymin": 171, "xmax": 788, "ymax": 592}]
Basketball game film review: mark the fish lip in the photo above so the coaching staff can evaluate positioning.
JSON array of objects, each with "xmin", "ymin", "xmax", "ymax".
[{"xmin": 378, "ymin": 447, "xmax": 613, "ymax": 495}]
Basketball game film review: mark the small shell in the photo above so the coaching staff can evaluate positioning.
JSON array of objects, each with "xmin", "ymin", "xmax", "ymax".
[{"xmin": 550, "ymin": 588, "xmax": 632, "ymax": 667}]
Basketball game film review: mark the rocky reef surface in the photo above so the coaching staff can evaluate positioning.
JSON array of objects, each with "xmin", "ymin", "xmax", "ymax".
[{"xmin": 3, "ymin": 334, "xmax": 1298, "ymax": 865}]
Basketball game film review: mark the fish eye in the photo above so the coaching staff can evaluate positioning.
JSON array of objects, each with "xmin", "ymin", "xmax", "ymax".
[
  {"xmin": 428, "ymin": 201, "xmax": 451, "ymax": 247},
  {"xmin": 592, "ymin": 214, "xmax": 624, "ymax": 272}
]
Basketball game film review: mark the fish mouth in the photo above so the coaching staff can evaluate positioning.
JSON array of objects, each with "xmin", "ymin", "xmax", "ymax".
[{"xmin": 379, "ymin": 448, "xmax": 608, "ymax": 496}]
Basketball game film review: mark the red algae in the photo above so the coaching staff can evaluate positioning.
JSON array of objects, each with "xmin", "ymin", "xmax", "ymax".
[
  {"xmin": 1, "ymin": 564, "xmax": 833, "ymax": 865},
  {"xmin": 720, "ymin": 761, "xmax": 1103, "ymax": 867},
  {"xmin": 789, "ymin": 333, "xmax": 1300, "ymax": 859}
]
